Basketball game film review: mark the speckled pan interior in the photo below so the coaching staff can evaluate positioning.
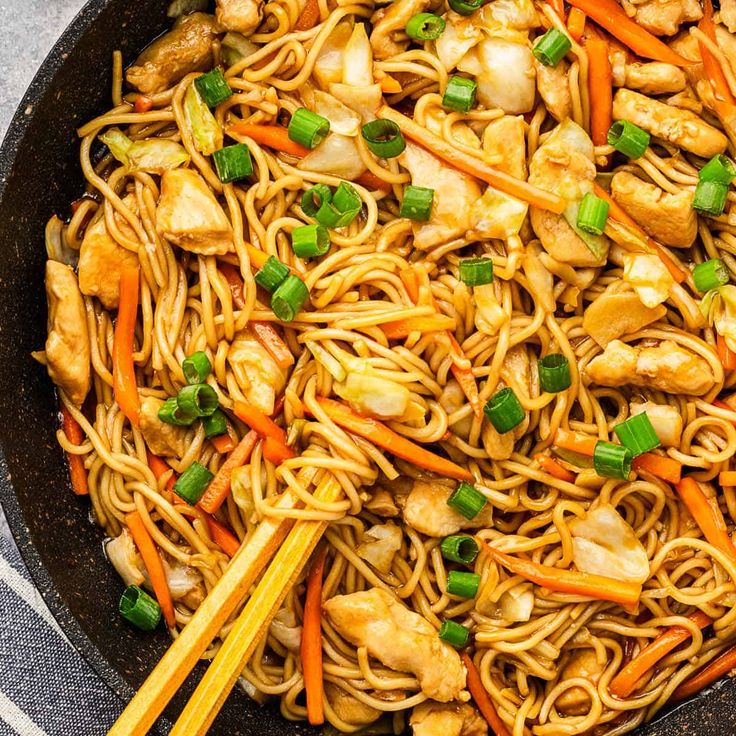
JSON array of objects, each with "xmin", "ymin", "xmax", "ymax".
[{"xmin": 0, "ymin": 1, "xmax": 733, "ymax": 733}]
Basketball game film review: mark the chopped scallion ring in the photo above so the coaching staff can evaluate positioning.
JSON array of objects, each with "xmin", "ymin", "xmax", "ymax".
[
  {"xmin": 119, "ymin": 585, "xmax": 161, "ymax": 631},
  {"xmin": 255, "ymin": 256, "xmax": 290, "ymax": 292},
  {"xmin": 441, "ymin": 535, "xmax": 479, "ymax": 565},
  {"xmin": 405, "ymin": 12, "xmax": 446, "ymax": 40},
  {"xmin": 442, "ymin": 76, "xmax": 477, "ymax": 113},
  {"xmin": 174, "ymin": 461, "xmax": 214, "ymax": 505},
  {"xmin": 607, "ymin": 120, "xmax": 650, "ymax": 159},
  {"xmin": 288, "ymin": 108, "xmax": 330, "ymax": 149},
  {"xmin": 203, "ymin": 408, "xmax": 228, "ymax": 438},
  {"xmin": 538, "ymin": 354, "xmax": 571, "ymax": 393},
  {"xmin": 158, "ymin": 397, "xmax": 195, "ymax": 426},
  {"xmin": 459, "ymin": 257, "xmax": 493, "ymax": 286},
  {"xmin": 699, "ymin": 154, "xmax": 736, "ymax": 186},
  {"xmin": 693, "ymin": 180, "xmax": 729, "ymax": 217},
  {"xmin": 439, "ymin": 620, "xmax": 469, "ymax": 647},
  {"xmin": 593, "ymin": 441, "xmax": 633, "ymax": 480},
  {"xmin": 361, "ymin": 119, "xmax": 406, "ymax": 158},
  {"xmin": 533, "ymin": 28, "xmax": 572, "ymax": 67},
  {"xmin": 212, "ymin": 143, "xmax": 253, "ymax": 183},
  {"xmin": 315, "ymin": 181, "xmax": 362, "ymax": 228},
  {"xmin": 194, "ymin": 69, "xmax": 232, "ymax": 108},
  {"xmin": 693, "ymin": 258, "xmax": 730, "ymax": 292},
  {"xmin": 448, "ymin": 0, "xmax": 483, "ymax": 16},
  {"xmin": 271, "ymin": 274, "xmax": 309, "ymax": 322},
  {"xmin": 400, "ymin": 185, "xmax": 434, "ymax": 221},
  {"xmin": 301, "ymin": 184, "xmax": 332, "ymax": 217},
  {"xmin": 177, "ymin": 383, "xmax": 219, "ymax": 418},
  {"xmin": 291, "ymin": 223, "xmax": 331, "ymax": 258},
  {"xmin": 484, "ymin": 387, "xmax": 525, "ymax": 434},
  {"xmin": 447, "ymin": 482, "xmax": 487, "ymax": 520},
  {"xmin": 613, "ymin": 413, "xmax": 661, "ymax": 456},
  {"xmin": 446, "ymin": 571, "xmax": 481, "ymax": 598},
  {"xmin": 576, "ymin": 192, "xmax": 609, "ymax": 236},
  {"xmin": 182, "ymin": 351, "xmax": 212, "ymax": 385}
]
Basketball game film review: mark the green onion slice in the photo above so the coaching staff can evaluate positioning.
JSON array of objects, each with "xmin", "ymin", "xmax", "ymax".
[
  {"xmin": 447, "ymin": 571, "xmax": 481, "ymax": 598},
  {"xmin": 700, "ymin": 154, "xmax": 736, "ymax": 186},
  {"xmin": 271, "ymin": 274, "xmax": 309, "ymax": 322},
  {"xmin": 177, "ymin": 383, "xmax": 219, "ymax": 418},
  {"xmin": 448, "ymin": 0, "xmax": 483, "ymax": 16},
  {"xmin": 533, "ymin": 28, "xmax": 572, "ymax": 67},
  {"xmin": 459, "ymin": 257, "xmax": 493, "ymax": 286},
  {"xmin": 288, "ymin": 108, "xmax": 330, "ymax": 149},
  {"xmin": 613, "ymin": 413, "xmax": 661, "ymax": 456},
  {"xmin": 315, "ymin": 181, "xmax": 362, "ymax": 228},
  {"xmin": 538, "ymin": 354, "xmax": 572, "ymax": 393},
  {"xmin": 174, "ymin": 461, "xmax": 214, "ymax": 505},
  {"xmin": 607, "ymin": 120, "xmax": 650, "ymax": 159},
  {"xmin": 441, "ymin": 535, "xmax": 479, "ymax": 565},
  {"xmin": 439, "ymin": 620, "xmax": 469, "ymax": 647},
  {"xmin": 119, "ymin": 585, "xmax": 161, "ymax": 631},
  {"xmin": 361, "ymin": 119, "xmax": 406, "ymax": 159},
  {"xmin": 484, "ymin": 387, "xmax": 525, "ymax": 434},
  {"xmin": 212, "ymin": 143, "xmax": 253, "ymax": 183},
  {"xmin": 203, "ymin": 408, "xmax": 228, "ymax": 438},
  {"xmin": 194, "ymin": 69, "xmax": 232, "ymax": 108},
  {"xmin": 447, "ymin": 482, "xmax": 487, "ymax": 520},
  {"xmin": 693, "ymin": 180, "xmax": 729, "ymax": 217},
  {"xmin": 406, "ymin": 12, "xmax": 446, "ymax": 40},
  {"xmin": 291, "ymin": 223, "xmax": 330, "ymax": 258},
  {"xmin": 301, "ymin": 184, "xmax": 332, "ymax": 217},
  {"xmin": 400, "ymin": 185, "xmax": 434, "ymax": 221},
  {"xmin": 576, "ymin": 192, "xmax": 609, "ymax": 236},
  {"xmin": 442, "ymin": 76, "xmax": 477, "ymax": 113},
  {"xmin": 182, "ymin": 351, "xmax": 212, "ymax": 385},
  {"xmin": 254, "ymin": 256, "xmax": 290, "ymax": 292},
  {"xmin": 593, "ymin": 441, "xmax": 633, "ymax": 480},
  {"xmin": 158, "ymin": 397, "xmax": 195, "ymax": 426},
  {"xmin": 693, "ymin": 258, "xmax": 730, "ymax": 292}
]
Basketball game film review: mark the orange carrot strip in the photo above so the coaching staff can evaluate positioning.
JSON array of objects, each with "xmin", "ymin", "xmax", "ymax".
[
  {"xmin": 211, "ymin": 433, "xmax": 237, "ymax": 454},
  {"xmin": 448, "ymin": 334, "xmax": 482, "ymax": 419},
  {"xmin": 481, "ymin": 540, "xmax": 642, "ymax": 612},
  {"xmin": 462, "ymin": 653, "xmax": 512, "ymax": 736},
  {"xmin": 568, "ymin": 7, "xmax": 586, "ymax": 41},
  {"xmin": 535, "ymin": 453, "xmax": 576, "ymax": 483},
  {"xmin": 381, "ymin": 314, "xmax": 456, "ymax": 339},
  {"xmin": 252, "ymin": 321, "xmax": 295, "ymax": 369},
  {"xmin": 134, "ymin": 95, "xmax": 154, "ymax": 113},
  {"xmin": 126, "ymin": 511, "xmax": 176, "ymax": 628},
  {"xmin": 554, "ymin": 428, "xmax": 598, "ymax": 457},
  {"xmin": 113, "ymin": 267, "xmax": 141, "ymax": 426},
  {"xmin": 355, "ymin": 170, "xmax": 393, "ymax": 192},
  {"xmin": 312, "ymin": 397, "xmax": 473, "ymax": 481},
  {"xmin": 204, "ymin": 515, "xmax": 241, "ymax": 557},
  {"xmin": 233, "ymin": 401, "xmax": 287, "ymax": 443},
  {"xmin": 609, "ymin": 611, "xmax": 713, "ymax": 698},
  {"xmin": 197, "ymin": 431, "xmax": 259, "ymax": 514},
  {"xmin": 263, "ymin": 436, "xmax": 297, "ymax": 465},
  {"xmin": 547, "ymin": 0, "xmax": 565, "ymax": 20},
  {"xmin": 294, "ymin": 0, "xmax": 320, "ymax": 31},
  {"xmin": 147, "ymin": 450, "xmax": 176, "ymax": 491},
  {"xmin": 673, "ymin": 642, "xmax": 736, "ymax": 701},
  {"xmin": 632, "ymin": 453, "xmax": 682, "ymax": 484},
  {"xmin": 301, "ymin": 546, "xmax": 327, "ymax": 725},
  {"xmin": 60, "ymin": 404, "xmax": 89, "ymax": 496},
  {"xmin": 717, "ymin": 334, "xmax": 736, "ymax": 371},
  {"xmin": 714, "ymin": 399, "xmax": 736, "ymax": 427},
  {"xmin": 400, "ymin": 270, "xmax": 420, "ymax": 304},
  {"xmin": 567, "ymin": 0, "xmax": 697, "ymax": 66},
  {"xmin": 220, "ymin": 263, "xmax": 246, "ymax": 309},
  {"xmin": 677, "ymin": 477, "xmax": 736, "ymax": 564},
  {"xmin": 379, "ymin": 74, "xmax": 402, "ymax": 94},
  {"xmin": 377, "ymin": 106, "xmax": 567, "ymax": 214},
  {"xmin": 586, "ymin": 36, "xmax": 613, "ymax": 147},
  {"xmin": 700, "ymin": 0, "xmax": 736, "ymax": 106},
  {"xmin": 720, "ymin": 471, "xmax": 736, "ymax": 486}
]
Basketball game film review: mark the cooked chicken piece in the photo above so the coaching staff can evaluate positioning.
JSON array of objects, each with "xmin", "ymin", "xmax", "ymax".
[
  {"xmin": 269, "ymin": 608, "xmax": 302, "ymax": 652},
  {"xmin": 402, "ymin": 480, "xmax": 493, "ymax": 537},
  {"xmin": 585, "ymin": 339, "xmax": 716, "ymax": 396},
  {"xmin": 480, "ymin": 0, "xmax": 540, "ymax": 29},
  {"xmin": 45, "ymin": 261, "xmax": 90, "ymax": 406},
  {"xmin": 78, "ymin": 196, "xmax": 140, "ymax": 309},
  {"xmin": 126, "ymin": 13, "xmax": 219, "ymax": 94},
  {"xmin": 364, "ymin": 488, "xmax": 400, "ymax": 517},
  {"xmin": 400, "ymin": 143, "xmax": 479, "ymax": 249},
  {"xmin": 612, "ymin": 88, "xmax": 728, "ymax": 158},
  {"xmin": 156, "ymin": 168, "xmax": 233, "ymax": 255},
  {"xmin": 370, "ymin": 0, "xmax": 430, "ymax": 59},
  {"xmin": 630, "ymin": 400, "xmax": 682, "ymax": 447},
  {"xmin": 722, "ymin": 0, "xmax": 736, "ymax": 33},
  {"xmin": 139, "ymin": 397, "xmax": 189, "ymax": 457},
  {"xmin": 227, "ymin": 334, "xmax": 287, "ymax": 415},
  {"xmin": 631, "ymin": 0, "xmax": 702, "ymax": 36},
  {"xmin": 583, "ymin": 285, "xmax": 666, "ymax": 347},
  {"xmin": 105, "ymin": 529, "xmax": 145, "ymax": 587},
  {"xmin": 534, "ymin": 58, "xmax": 572, "ymax": 122},
  {"xmin": 610, "ymin": 171, "xmax": 697, "ymax": 248},
  {"xmin": 556, "ymin": 649, "xmax": 606, "ymax": 716},
  {"xmin": 411, "ymin": 701, "xmax": 487, "ymax": 736},
  {"xmin": 482, "ymin": 116, "xmax": 527, "ymax": 180},
  {"xmin": 356, "ymin": 523, "xmax": 402, "ymax": 574},
  {"xmin": 500, "ymin": 344, "xmax": 533, "ymax": 399},
  {"xmin": 323, "ymin": 588, "xmax": 466, "ymax": 701},
  {"xmin": 440, "ymin": 380, "xmax": 474, "ymax": 439},
  {"xmin": 624, "ymin": 62, "xmax": 687, "ymax": 94},
  {"xmin": 325, "ymin": 683, "xmax": 381, "ymax": 726},
  {"xmin": 216, "ymin": 0, "xmax": 262, "ymax": 36}
]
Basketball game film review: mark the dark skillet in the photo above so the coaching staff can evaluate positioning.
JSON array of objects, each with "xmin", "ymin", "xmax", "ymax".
[{"xmin": 0, "ymin": 1, "xmax": 733, "ymax": 733}]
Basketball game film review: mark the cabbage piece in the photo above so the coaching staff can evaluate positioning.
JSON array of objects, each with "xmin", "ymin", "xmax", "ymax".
[
  {"xmin": 472, "ymin": 187, "xmax": 528, "ymax": 240},
  {"xmin": 164, "ymin": 559, "xmax": 203, "ymax": 600},
  {"xmin": 184, "ymin": 83, "xmax": 223, "ymax": 155},
  {"xmin": 167, "ymin": 0, "xmax": 208, "ymax": 17},
  {"xmin": 305, "ymin": 341, "xmax": 347, "ymax": 381},
  {"xmin": 105, "ymin": 529, "xmax": 145, "ymax": 587},
  {"xmin": 329, "ymin": 83, "xmax": 383, "ymax": 122},
  {"xmin": 99, "ymin": 128, "xmax": 133, "ymax": 166},
  {"xmin": 356, "ymin": 523, "xmax": 403, "ymax": 573},
  {"xmin": 474, "ymin": 283, "xmax": 509, "ymax": 336},
  {"xmin": 343, "ymin": 23, "xmax": 373, "ymax": 87},
  {"xmin": 563, "ymin": 201, "xmax": 609, "ymax": 262},
  {"xmin": 700, "ymin": 285, "xmax": 736, "ymax": 352},
  {"xmin": 522, "ymin": 242, "xmax": 555, "ymax": 313},
  {"xmin": 298, "ymin": 133, "xmax": 366, "ymax": 180},
  {"xmin": 269, "ymin": 608, "xmax": 302, "ymax": 652},
  {"xmin": 630, "ymin": 400, "xmax": 682, "ymax": 447},
  {"xmin": 435, "ymin": 12, "xmax": 483, "ymax": 70},
  {"xmin": 221, "ymin": 32, "xmax": 259, "ymax": 67},
  {"xmin": 334, "ymin": 373, "xmax": 411, "ymax": 420},
  {"xmin": 231, "ymin": 465, "xmax": 256, "ymax": 518},
  {"xmin": 313, "ymin": 90, "xmax": 361, "ymax": 137},
  {"xmin": 623, "ymin": 253, "xmax": 674, "ymax": 308},
  {"xmin": 314, "ymin": 20, "xmax": 353, "ymax": 88},
  {"xmin": 499, "ymin": 584, "xmax": 534, "ymax": 622},
  {"xmin": 128, "ymin": 139, "xmax": 191, "ymax": 174}
]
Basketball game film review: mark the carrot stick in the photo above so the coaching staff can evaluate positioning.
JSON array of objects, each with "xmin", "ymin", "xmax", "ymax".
[
  {"xmin": 400, "ymin": 270, "xmax": 420, "ymax": 304},
  {"xmin": 609, "ymin": 611, "xmax": 713, "ymax": 698},
  {"xmin": 262, "ymin": 435, "xmax": 297, "ymax": 465},
  {"xmin": 554, "ymin": 428, "xmax": 598, "ymax": 457},
  {"xmin": 233, "ymin": 401, "xmax": 287, "ymax": 443},
  {"xmin": 381, "ymin": 314, "xmax": 456, "ymax": 339},
  {"xmin": 134, "ymin": 95, "xmax": 154, "ymax": 113},
  {"xmin": 566, "ymin": 0, "xmax": 697, "ymax": 66},
  {"xmin": 220, "ymin": 263, "xmax": 246, "ymax": 309},
  {"xmin": 301, "ymin": 546, "xmax": 327, "ymax": 726},
  {"xmin": 211, "ymin": 434, "xmax": 237, "ymax": 454},
  {"xmin": 586, "ymin": 36, "xmax": 613, "ymax": 147},
  {"xmin": 312, "ymin": 397, "xmax": 473, "ymax": 481},
  {"xmin": 379, "ymin": 75, "xmax": 402, "ymax": 94},
  {"xmin": 113, "ymin": 267, "xmax": 141, "ymax": 426},
  {"xmin": 355, "ymin": 170, "xmax": 393, "ymax": 192},
  {"xmin": 717, "ymin": 334, "xmax": 736, "ymax": 371},
  {"xmin": 448, "ymin": 334, "xmax": 482, "ymax": 419},
  {"xmin": 699, "ymin": 0, "xmax": 736, "ymax": 106},
  {"xmin": 676, "ymin": 477, "xmax": 736, "ymax": 564},
  {"xmin": 720, "ymin": 471, "xmax": 736, "ymax": 486},
  {"xmin": 204, "ymin": 515, "xmax": 241, "ymax": 557},
  {"xmin": 147, "ymin": 450, "xmax": 176, "ymax": 491},
  {"xmin": 673, "ymin": 642, "xmax": 736, "ymax": 701},
  {"xmin": 535, "ymin": 453, "xmax": 576, "ymax": 483},
  {"xmin": 61, "ymin": 404, "xmax": 89, "ymax": 496},
  {"xmin": 632, "ymin": 452, "xmax": 682, "ymax": 484},
  {"xmin": 377, "ymin": 106, "xmax": 567, "ymax": 214},
  {"xmin": 481, "ymin": 540, "xmax": 642, "ymax": 612},
  {"xmin": 197, "ymin": 430, "xmax": 259, "ymax": 514},
  {"xmin": 294, "ymin": 0, "xmax": 320, "ymax": 31},
  {"xmin": 547, "ymin": 0, "xmax": 565, "ymax": 20},
  {"xmin": 567, "ymin": 7, "xmax": 586, "ymax": 42},
  {"xmin": 252, "ymin": 322, "xmax": 295, "ymax": 369},
  {"xmin": 126, "ymin": 511, "xmax": 176, "ymax": 628},
  {"xmin": 462, "ymin": 653, "xmax": 512, "ymax": 736}
]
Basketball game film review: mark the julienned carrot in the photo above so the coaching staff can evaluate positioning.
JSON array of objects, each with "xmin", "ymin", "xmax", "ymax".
[
  {"xmin": 535, "ymin": 453, "xmax": 576, "ymax": 483},
  {"xmin": 61, "ymin": 404, "xmax": 89, "ymax": 496},
  {"xmin": 673, "ymin": 642, "xmax": 736, "ymax": 701},
  {"xmin": 462, "ymin": 653, "xmax": 512, "ymax": 736},
  {"xmin": 717, "ymin": 334, "xmax": 736, "ymax": 371},
  {"xmin": 252, "ymin": 321, "xmax": 295, "ymax": 369},
  {"xmin": 211, "ymin": 433, "xmax": 237, "ymax": 454},
  {"xmin": 721, "ymin": 471, "xmax": 736, "ymax": 487},
  {"xmin": 263, "ymin": 435, "xmax": 297, "ymax": 464},
  {"xmin": 147, "ymin": 450, "xmax": 176, "ymax": 491},
  {"xmin": 113, "ymin": 267, "xmax": 141, "ymax": 426},
  {"xmin": 379, "ymin": 74, "xmax": 402, "ymax": 94},
  {"xmin": 312, "ymin": 397, "xmax": 473, "ymax": 481},
  {"xmin": 700, "ymin": 0, "xmax": 736, "ymax": 107},
  {"xmin": 381, "ymin": 314, "xmax": 456, "ymax": 339},
  {"xmin": 567, "ymin": 7, "xmax": 586, "ymax": 41},
  {"xmin": 301, "ymin": 546, "xmax": 327, "ymax": 725},
  {"xmin": 632, "ymin": 453, "xmax": 682, "ymax": 484},
  {"xmin": 294, "ymin": 0, "xmax": 320, "ymax": 31},
  {"xmin": 197, "ymin": 430, "xmax": 259, "ymax": 514},
  {"xmin": 220, "ymin": 263, "xmax": 246, "ymax": 308},
  {"xmin": 481, "ymin": 540, "xmax": 642, "ymax": 612},
  {"xmin": 233, "ymin": 401, "xmax": 287, "ymax": 443},
  {"xmin": 547, "ymin": 0, "xmax": 565, "ymax": 20},
  {"xmin": 377, "ymin": 106, "xmax": 567, "ymax": 214},
  {"xmin": 554, "ymin": 428, "xmax": 598, "ymax": 457},
  {"xmin": 134, "ymin": 95, "xmax": 153, "ymax": 113},
  {"xmin": 586, "ymin": 36, "xmax": 613, "ymax": 148},
  {"xmin": 676, "ymin": 477, "xmax": 736, "ymax": 564},
  {"xmin": 204, "ymin": 515, "xmax": 241, "ymax": 557},
  {"xmin": 609, "ymin": 611, "xmax": 712, "ymax": 698},
  {"xmin": 400, "ymin": 270, "xmax": 420, "ymax": 304},
  {"xmin": 566, "ymin": 0, "xmax": 696, "ymax": 67},
  {"xmin": 448, "ymin": 334, "xmax": 482, "ymax": 418},
  {"xmin": 126, "ymin": 511, "xmax": 176, "ymax": 628}
]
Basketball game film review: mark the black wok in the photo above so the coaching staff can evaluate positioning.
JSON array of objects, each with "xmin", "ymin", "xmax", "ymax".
[{"xmin": 0, "ymin": 1, "xmax": 733, "ymax": 733}]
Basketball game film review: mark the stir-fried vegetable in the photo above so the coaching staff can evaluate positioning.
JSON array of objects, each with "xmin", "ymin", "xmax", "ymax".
[{"xmin": 184, "ymin": 83, "xmax": 223, "ymax": 155}]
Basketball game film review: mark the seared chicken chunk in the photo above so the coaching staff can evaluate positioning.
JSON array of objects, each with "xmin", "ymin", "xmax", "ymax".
[
  {"xmin": 624, "ymin": 62, "xmax": 687, "ymax": 95},
  {"xmin": 482, "ymin": 116, "xmax": 527, "ymax": 180},
  {"xmin": 324, "ymin": 683, "xmax": 381, "ymax": 726},
  {"xmin": 216, "ymin": 0, "xmax": 262, "ymax": 36},
  {"xmin": 411, "ymin": 701, "xmax": 487, "ymax": 736},
  {"xmin": 611, "ymin": 171, "xmax": 697, "ymax": 248},
  {"xmin": 556, "ymin": 649, "xmax": 606, "ymax": 716},
  {"xmin": 45, "ymin": 261, "xmax": 90, "ymax": 406},
  {"xmin": 534, "ymin": 58, "xmax": 572, "ymax": 122},
  {"xmin": 126, "ymin": 13, "xmax": 219, "ymax": 94},
  {"xmin": 585, "ymin": 340, "xmax": 716, "ymax": 396},
  {"xmin": 139, "ymin": 397, "xmax": 190, "ymax": 457},
  {"xmin": 156, "ymin": 168, "xmax": 233, "ymax": 255},
  {"xmin": 228, "ymin": 334, "xmax": 287, "ymax": 415},
  {"xmin": 631, "ymin": 0, "xmax": 702, "ymax": 36},
  {"xmin": 323, "ymin": 588, "xmax": 466, "ymax": 702},
  {"xmin": 613, "ymin": 89, "xmax": 728, "ymax": 158},
  {"xmin": 370, "ymin": 0, "xmax": 430, "ymax": 59}
]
